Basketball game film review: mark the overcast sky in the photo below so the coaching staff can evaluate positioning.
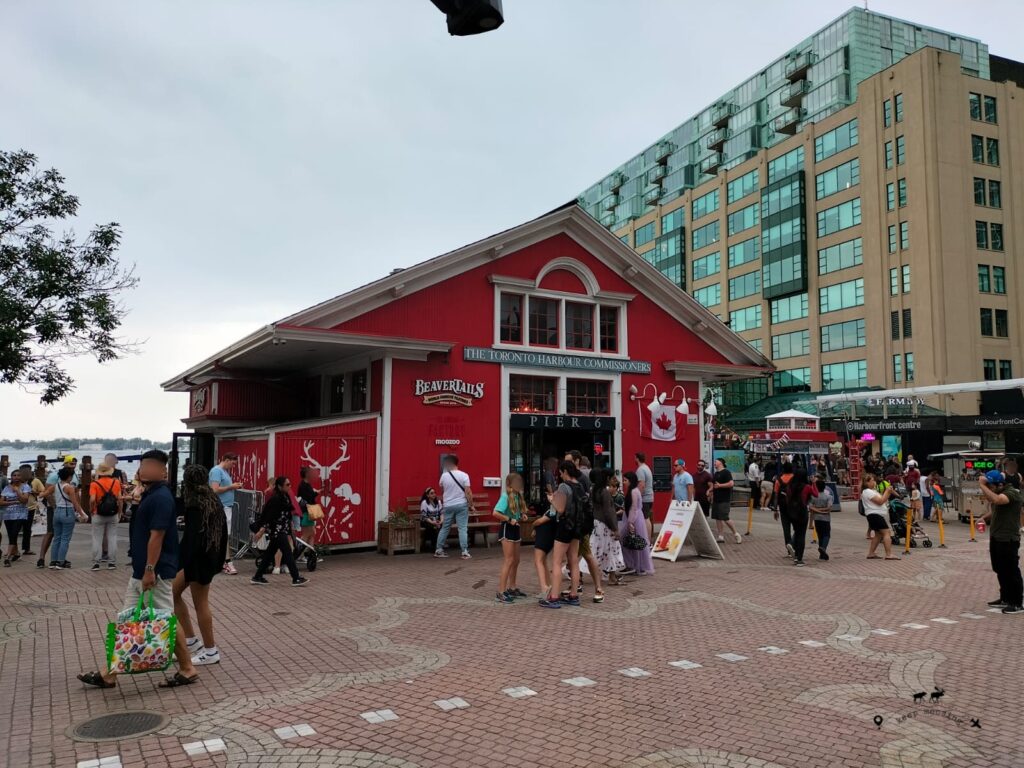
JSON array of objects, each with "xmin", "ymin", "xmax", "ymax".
[{"xmin": 2, "ymin": 0, "xmax": 1021, "ymax": 441}]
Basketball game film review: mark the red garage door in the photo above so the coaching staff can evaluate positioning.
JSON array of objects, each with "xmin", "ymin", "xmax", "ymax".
[{"xmin": 274, "ymin": 418, "xmax": 378, "ymax": 546}]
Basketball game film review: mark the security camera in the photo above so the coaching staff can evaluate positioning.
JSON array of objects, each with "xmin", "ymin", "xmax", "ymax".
[{"xmin": 430, "ymin": 0, "xmax": 504, "ymax": 36}]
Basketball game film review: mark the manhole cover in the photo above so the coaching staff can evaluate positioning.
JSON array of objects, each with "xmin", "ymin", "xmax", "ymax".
[{"xmin": 70, "ymin": 711, "xmax": 170, "ymax": 742}]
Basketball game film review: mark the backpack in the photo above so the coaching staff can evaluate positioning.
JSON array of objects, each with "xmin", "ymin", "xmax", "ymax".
[
  {"xmin": 787, "ymin": 483, "xmax": 807, "ymax": 518},
  {"xmin": 95, "ymin": 479, "xmax": 119, "ymax": 516},
  {"xmin": 576, "ymin": 484, "xmax": 595, "ymax": 537},
  {"xmin": 561, "ymin": 483, "xmax": 588, "ymax": 534}
]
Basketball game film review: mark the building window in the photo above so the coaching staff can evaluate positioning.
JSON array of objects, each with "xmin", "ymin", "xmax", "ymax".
[
  {"xmin": 897, "ymin": 178, "xmax": 907, "ymax": 207},
  {"xmin": 635, "ymin": 222, "xmax": 656, "ymax": 247},
  {"xmin": 900, "ymin": 221, "xmax": 909, "ymax": 250},
  {"xmin": 728, "ymin": 237, "xmax": 759, "ymax": 268},
  {"xmin": 767, "ymin": 146, "xmax": 804, "ymax": 184},
  {"xmin": 814, "ymin": 119, "xmax": 859, "ymax": 162},
  {"xmin": 815, "ymin": 158, "xmax": 860, "ymax": 200},
  {"xmin": 821, "ymin": 360, "xmax": 867, "ymax": 390},
  {"xmin": 893, "ymin": 354, "xmax": 903, "ymax": 382},
  {"xmin": 692, "ymin": 251, "xmax": 721, "ymax": 281},
  {"xmin": 329, "ymin": 374, "xmax": 345, "ymax": 414},
  {"xmin": 599, "ymin": 306, "xmax": 618, "ymax": 353},
  {"xmin": 894, "ymin": 92, "xmax": 903, "ymax": 122},
  {"xmin": 528, "ymin": 297, "xmax": 559, "ymax": 347},
  {"xmin": 987, "ymin": 138, "xmax": 1000, "ymax": 166},
  {"xmin": 816, "ymin": 198, "xmax": 861, "ymax": 238},
  {"xmin": 819, "ymin": 278, "xmax": 864, "ymax": 314},
  {"xmin": 727, "ymin": 203, "xmax": 759, "ymax": 236},
  {"xmin": 883, "ymin": 99, "xmax": 892, "ymax": 127},
  {"xmin": 896, "ymin": 135, "xmax": 905, "ymax": 165},
  {"xmin": 889, "ymin": 268, "xmax": 899, "ymax": 297},
  {"xmin": 728, "ymin": 270, "xmax": 760, "ymax": 301},
  {"xmin": 974, "ymin": 178, "xmax": 987, "ymax": 206},
  {"xmin": 773, "ymin": 367, "xmax": 811, "ymax": 394},
  {"xmin": 729, "ymin": 305, "xmax": 762, "ymax": 332},
  {"xmin": 350, "ymin": 369, "xmax": 368, "ymax": 412},
  {"xmin": 818, "ymin": 237, "xmax": 863, "ymax": 275},
  {"xmin": 890, "ymin": 310, "xmax": 900, "ymax": 340},
  {"xmin": 693, "ymin": 284, "xmax": 721, "ymax": 308},
  {"xmin": 565, "ymin": 302, "xmax": 593, "ymax": 350},
  {"xmin": 993, "ymin": 266, "xmax": 1006, "ymax": 295},
  {"xmin": 902, "ymin": 265, "xmax": 911, "ymax": 293},
  {"xmin": 884, "ymin": 141, "xmax": 893, "ymax": 169},
  {"xmin": 691, "ymin": 189, "xmax": 719, "ymax": 221},
  {"xmin": 888, "ymin": 225, "xmax": 897, "ymax": 254},
  {"xmin": 661, "ymin": 208, "xmax": 684, "ymax": 234},
  {"xmin": 886, "ymin": 183, "xmax": 895, "ymax": 212},
  {"xmin": 771, "ymin": 329, "xmax": 810, "ymax": 359},
  {"xmin": 509, "ymin": 375, "xmax": 556, "ymax": 413},
  {"xmin": 770, "ymin": 293, "xmax": 808, "ymax": 324},
  {"xmin": 1000, "ymin": 360, "xmax": 1013, "ymax": 380},
  {"xmin": 969, "ymin": 92, "xmax": 982, "ymax": 120},
  {"xmin": 979, "ymin": 265, "xmax": 991, "ymax": 292},
  {"xmin": 499, "ymin": 293, "xmax": 523, "ymax": 343},
  {"xmin": 972, "ymin": 135, "xmax": 985, "ymax": 163},
  {"xmin": 566, "ymin": 379, "xmax": 610, "ymax": 415},
  {"xmin": 989, "ymin": 180, "xmax": 1002, "ymax": 208},
  {"xmin": 996, "ymin": 309, "xmax": 1009, "ymax": 338},
  {"xmin": 726, "ymin": 169, "xmax": 759, "ymax": 204},
  {"xmin": 976, "ymin": 221, "xmax": 989, "ymax": 249},
  {"xmin": 760, "ymin": 177, "xmax": 803, "ymax": 218},
  {"xmin": 619, "ymin": 233, "xmax": 632, "ymax": 247},
  {"xmin": 991, "ymin": 223, "xmax": 1004, "ymax": 252},
  {"xmin": 984, "ymin": 95, "xmax": 998, "ymax": 123},
  {"xmin": 903, "ymin": 308, "xmax": 913, "ymax": 339},
  {"xmin": 691, "ymin": 220, "xmax": 720, "ymax": 251},
  {"xmin": 906, "ymin": 353, "xmax": 915, "ymax": 382},
  {"xmin": 983, "ymin": 359, "xmax": 997, "ymax": 380},
  {"xmin": 981, "ymin": 308, "xmax": 994, "ymax": 337},
  {"xmin": 748, "ymin": 337, "xmax": 763, "ymax": 353},
  {"xmin": 820, "ymin": 319, "xmax": 866, "ymax": 352}
]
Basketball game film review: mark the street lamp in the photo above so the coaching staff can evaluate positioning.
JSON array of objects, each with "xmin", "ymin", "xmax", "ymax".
[{"xmin": 429, "ymin": 0, "xmax": 504, "ymax": 36}]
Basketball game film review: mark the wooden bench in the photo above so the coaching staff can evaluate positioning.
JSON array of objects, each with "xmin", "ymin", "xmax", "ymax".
[{"xmin": 406, "ymin": 493, "xmax": 494, "ymax": 551}]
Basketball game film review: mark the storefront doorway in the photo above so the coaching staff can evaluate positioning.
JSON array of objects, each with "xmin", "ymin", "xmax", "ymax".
[{"xmin": 508, "ymin": 415, "xmax": 615, "ymax": 504}]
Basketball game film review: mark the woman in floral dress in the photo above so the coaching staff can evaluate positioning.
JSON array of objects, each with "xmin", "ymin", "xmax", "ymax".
[{"xmin": 588, "ymin": 469, "xmax": 625, "ymax": 584}]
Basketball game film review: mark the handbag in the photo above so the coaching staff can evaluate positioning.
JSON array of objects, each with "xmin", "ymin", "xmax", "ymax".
[
  {"xmin": 106, "ymin": 592, "xmax": 177, "ymax": 675},
  {"xmin": 622, "ymin": 532, "xmax": 649, "ymax": 551},
  {"xmin": 306, "ymin": 503, "xmax": 325, "ymax": 520}
]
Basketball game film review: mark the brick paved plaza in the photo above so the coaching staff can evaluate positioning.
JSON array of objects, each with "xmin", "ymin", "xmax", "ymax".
[{"xmin": 1, "ymin": 507, "xmax": 1020, "ymax": 768}]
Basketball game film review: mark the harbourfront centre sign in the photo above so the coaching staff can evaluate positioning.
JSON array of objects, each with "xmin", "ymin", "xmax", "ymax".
[{"xmin": 464, "ymin": 346, "xmax": 652, "ymax": 374}]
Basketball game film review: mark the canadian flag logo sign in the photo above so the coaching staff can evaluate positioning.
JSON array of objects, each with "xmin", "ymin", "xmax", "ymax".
[{"xmin": 649, "ymin": 404, "xmax": 678, "ymax": 442}]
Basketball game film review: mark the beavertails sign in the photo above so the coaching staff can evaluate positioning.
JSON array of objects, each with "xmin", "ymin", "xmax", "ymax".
[{"xmin": 414, "ymin": 379, "xmax": 485, "ymax": 407}]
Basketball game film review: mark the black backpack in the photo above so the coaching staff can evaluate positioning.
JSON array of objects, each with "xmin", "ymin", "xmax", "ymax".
[
  {"xmin": 562, "ymin": 482, "xmax": 589, "ymax": 534},
  {"xmin": 95, "ymin": 480, "xmax": 119, "ymax": 516}
]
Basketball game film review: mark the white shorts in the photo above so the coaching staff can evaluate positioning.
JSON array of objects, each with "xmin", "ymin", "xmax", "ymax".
[
  {"xmin": 223, "ymin": 505, "xmax": 233, "ymax": 531},
  {"xmin": 122, "ymin": 577, "xmax": 174, "ymax": 613}
]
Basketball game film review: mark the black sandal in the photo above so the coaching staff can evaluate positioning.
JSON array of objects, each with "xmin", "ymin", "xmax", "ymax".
[
  {"xmin": 159, "ymin": 672, "xmax": 199, "ymax": 688},
  {"xmin": 78, "ymin": 671, "xmax": 116, "ymax": 689}
]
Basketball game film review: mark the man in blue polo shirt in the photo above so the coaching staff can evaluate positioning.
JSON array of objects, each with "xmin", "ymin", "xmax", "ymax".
[{"xmin": 77, "ymin": 450, "xmax": 199, "ymax": 689}]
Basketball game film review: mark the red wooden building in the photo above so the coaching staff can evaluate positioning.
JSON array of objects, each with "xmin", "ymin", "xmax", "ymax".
[{"xmin": 163, "ymin": 204, "xmax": 771, "ymax": 547}]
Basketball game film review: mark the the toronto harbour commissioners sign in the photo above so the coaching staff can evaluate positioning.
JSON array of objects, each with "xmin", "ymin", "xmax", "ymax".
[{"xmin": 464, "ymin": 346, "xmax": 652, "ymax": 374}]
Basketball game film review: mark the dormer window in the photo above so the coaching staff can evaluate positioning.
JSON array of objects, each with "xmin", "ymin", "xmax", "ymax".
[{"xmin": 495, "ymin": 290, "xmax": 624, "ymax": 355}]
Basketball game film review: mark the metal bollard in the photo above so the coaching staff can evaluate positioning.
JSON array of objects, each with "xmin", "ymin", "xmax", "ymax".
[
  {"xmin": 904, "ymin": 505, "xmax": 913, "ymax": 554},
  {"xmin": 810, "ymin": 518, "xmax": 818, "ymax": 543},
  {"xmin": 746, "ymin": 498, "xmax": 753, "ymax": 536},
  {"xmin": 968, "ymin": 507, "xmax": 977, "ymax": 542},
  {"xmin": 937, "ymin": 506, "xmax": 946, "ymax": 548}
]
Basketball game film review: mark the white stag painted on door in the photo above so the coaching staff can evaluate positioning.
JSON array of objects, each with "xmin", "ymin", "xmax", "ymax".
[{"xmin": 297, "ymin": 439, "xmax": 363, "ymax": 542}]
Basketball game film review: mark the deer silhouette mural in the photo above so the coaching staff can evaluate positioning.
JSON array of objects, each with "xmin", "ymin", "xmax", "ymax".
[{"xmin": 297, "ymin": 439, "xmax": 362, "ymax": 543}]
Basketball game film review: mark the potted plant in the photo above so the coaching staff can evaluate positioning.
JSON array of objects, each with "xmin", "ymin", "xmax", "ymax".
[{"xmin": 377, "ymin": 503, "xmax": 419, "ymax": 556}]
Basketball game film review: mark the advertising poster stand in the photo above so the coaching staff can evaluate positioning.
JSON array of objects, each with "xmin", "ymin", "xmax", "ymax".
[{"xmin": 652, "ymin": 501, "xmax": 724, "ymax": 561}]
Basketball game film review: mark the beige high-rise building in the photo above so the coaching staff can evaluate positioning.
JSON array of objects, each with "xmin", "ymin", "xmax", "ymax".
[{"xmin": 577, "ymin": 9, "xmax": 1023, "ymax": 422}]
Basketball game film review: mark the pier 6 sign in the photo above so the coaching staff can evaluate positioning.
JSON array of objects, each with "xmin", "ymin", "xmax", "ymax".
[
  {"xmin": 414, "ymin": 378, "xmax": 484, "ymax": 407},
  {"xmin": 464, "ymin": 346, "xmax": 651, "ymax": 374}
]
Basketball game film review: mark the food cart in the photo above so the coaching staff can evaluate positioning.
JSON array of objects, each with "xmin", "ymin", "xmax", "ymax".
[{"xmin": 926, "ymin": 450, "xmax": 1007, "ymax": 522}]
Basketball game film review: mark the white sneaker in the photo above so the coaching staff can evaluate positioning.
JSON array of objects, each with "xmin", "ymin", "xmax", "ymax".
[
  {"xmin": 733, "ymin": 532, "xmax": 743, "ymax": 544},
  {"xmin": 716, "ymin": 535, "xmax": 725, "ymax": 543},
  {"xmin": 786, "ymin": 543, "xmax": 795, "ymax": 558},
  {"xmin": 186, "ymin": 637, "xmax": 203, "ymax": 655},
  {"xmin": 272, "ymin": 567, "xmax": 281, "ymax": 575},
  {"xmin": 192, "ymin": 649, "xmax": 220, "ymax": 666},
  {"xmin": 223, "ymin": 562, "xmax": 238, "ymax": 575}
]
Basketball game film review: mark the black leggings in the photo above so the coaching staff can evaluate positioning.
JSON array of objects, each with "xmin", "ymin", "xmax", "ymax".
[
  {"xmin": 256, "ymin": 531, "xmax": 300, "ymax": 580},
  {"xmin": 778, "ymin": 506, "xmax": 793, "ymax": 546},
  {"xmin": 790, "ymin": 508, "xmax": 809, "ymax": 561},
  {"xmin": 4, "ymin": 519, "xmax": 23, "ymax": 547}
]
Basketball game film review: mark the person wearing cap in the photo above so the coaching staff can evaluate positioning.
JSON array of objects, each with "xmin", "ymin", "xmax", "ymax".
[
  {"xmin": 977, "ymin": 470, "xmax": 1023, "ymax": 615},
  {"xmin": 89, "ymin": 464, "xmax": 123, "ymax": 571},
  {"xmin": 672, "ymin": 460, "xmax": 694, "ymax": 503}
]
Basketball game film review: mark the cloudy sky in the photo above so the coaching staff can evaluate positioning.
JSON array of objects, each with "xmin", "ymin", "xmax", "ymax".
[{"xmin": 2, "ymin": 0, "xmax": 1021, "ymax": 441}]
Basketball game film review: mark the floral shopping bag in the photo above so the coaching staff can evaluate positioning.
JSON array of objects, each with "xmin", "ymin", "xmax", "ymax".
[{"xmin": 106, "ymin": 592, "xmax": 177, "ymax": 674}]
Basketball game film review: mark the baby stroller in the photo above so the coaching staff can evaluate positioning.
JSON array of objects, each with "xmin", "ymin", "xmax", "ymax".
[{"xmin": 888, "ymin": 489, "xmax": 933, "ymax": 548}]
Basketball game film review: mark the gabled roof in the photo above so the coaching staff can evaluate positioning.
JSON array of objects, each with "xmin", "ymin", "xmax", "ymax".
[
  {"xmin": 163, "ymin": 204, "xmax": 771, "ymax": 390},
  {"xmin": 767, "ymin": 409, "xmax": 819, "ymax": 419}
]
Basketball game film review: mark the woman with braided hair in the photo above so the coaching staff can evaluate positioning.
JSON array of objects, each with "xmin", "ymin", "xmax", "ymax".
[{"xmin": 173, "ymin": 464, "xmax": 229, "ymax": 666}]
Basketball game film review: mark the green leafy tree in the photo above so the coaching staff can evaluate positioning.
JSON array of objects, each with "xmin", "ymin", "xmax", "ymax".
[{"xmin": 0, "ymin": 150, "xmax": 137, "ymax": 403}]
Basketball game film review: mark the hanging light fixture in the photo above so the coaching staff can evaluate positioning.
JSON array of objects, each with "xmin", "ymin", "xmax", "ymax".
[
  {"xmin": 704, "ymin": 397, "xmax": 718, "ymax": 417},
  {"xmin": 676, "ymin": 399, "xmax": 690, "ymax": 415},
  {"xmin": 648, "ymin": 392, "xmax": 666, "ymax": 413}
]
